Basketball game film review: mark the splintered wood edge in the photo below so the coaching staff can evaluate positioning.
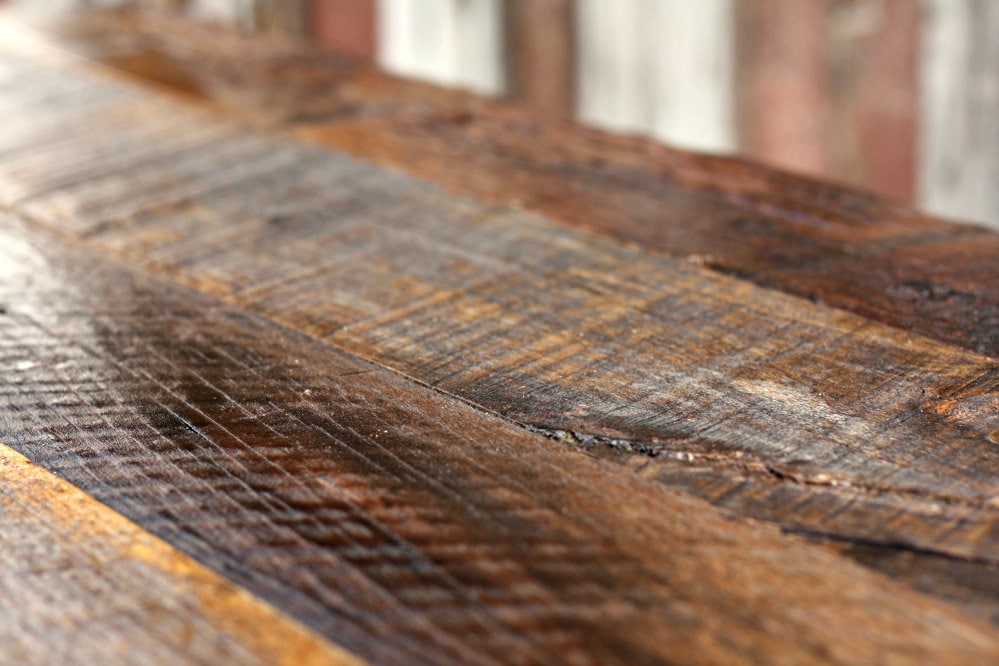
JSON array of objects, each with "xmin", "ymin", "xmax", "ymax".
[{"xmin": 0, "ymin": 443, "xmax": 366, "ymax": 666}]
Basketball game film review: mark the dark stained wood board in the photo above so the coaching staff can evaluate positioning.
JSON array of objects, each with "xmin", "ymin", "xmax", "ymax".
[
  {"xmin": 35, "ymin": 7, "xmax": 999, "ymax": 358},
  {"xmin": 1, "ymin": 16, "xmax": 999, "ymax": 632},
  {"xmin": 7, "ymin": 215, "xmax": 999, "ymax": 664}
]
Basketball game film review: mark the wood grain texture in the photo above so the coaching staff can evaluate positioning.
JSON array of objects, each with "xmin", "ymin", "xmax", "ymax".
[
  {"xmin": 1, "ymin": 26, "xmax": 998, "ymax": 627},
  {"xmin": 0, "ymin": 444, "xmax": 364, "ymax": 666},
  {"xmin": 2, "ymin": 208, "xmax": 999, "ymax": 665},
  {"xmin": 31, "ymin": 8, "xmax": 999, "ymax": 357}
]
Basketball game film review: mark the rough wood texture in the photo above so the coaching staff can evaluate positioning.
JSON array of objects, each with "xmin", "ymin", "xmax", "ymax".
[
  {"xmin": 3, "ymin": 10, "xmax": 999, "ymax": 663},
  {"xmin": 0, "ymin": 445, "xmax": 364, "ymax": 666},
  {"xmin": 37, "ymin": 9, "xmax": 999, "ymax": 358},
  {"xmin": 1, "ymin": 19, "xmax": 999, "ymax": 629},
  {"xmin": 2, "ymin": 209, "xmax": 998, "ymax": 665}
]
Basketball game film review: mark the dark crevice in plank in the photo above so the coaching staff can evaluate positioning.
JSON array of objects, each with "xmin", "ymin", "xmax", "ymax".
[
  {"xmin": 833, "ymin": 541, "xmax": 999, "ymax": 626},
  {"xmin": 520, "ymin": 423, "xmax": 667, "ymax": 457},
  {"xmin": 781, "ymin": 527, "xmax": 999, "ymax": 568},
  {"xmin": 586, "ymin": 436, "xmax": 999, "ymax": 515}
]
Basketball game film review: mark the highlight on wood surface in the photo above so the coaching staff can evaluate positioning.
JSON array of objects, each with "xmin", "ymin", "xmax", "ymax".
[{"xmin": 1, "ymin": 8, "xmax": 998, "ymax": 665}]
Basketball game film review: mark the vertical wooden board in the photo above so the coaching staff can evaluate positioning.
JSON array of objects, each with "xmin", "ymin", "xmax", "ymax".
[
  {"xmin": 646, "ymin": 0, "xmax": 736, "ymax": 152},
  {"xmin": 735, "ymin": 0, "xmax": 832, "ymax": 176},
  {"xmin": 250, "ymin": 0, "xmax": 306, "ymax": 36},
  {"xmin": 310, "ymin": 0, "xmax": 377, "ymax": 60},
  {"xmin": 188, "ymin": 0, "xmax": 249, "ymax": 28},
  {"xmin": 575, "ymin": 0, "xmax": 655, "ymax": 135},
  {"xmin": 576, "ymin": 0, "xmax": 736, "ymax": 152},
  {"xmin": 504, "ymin": 0, "xmax": 574, "ymax": 117},
  {"xmin": 737, "ymin": 0, "xmax": 919, "ymax": 202},
  {"xmin": 827, "ymin": 0, "xmax": 919, "ymax": 202},
  {"xmin": 920, "ymin": 0, "xmax": 999, "ymax": 229},
  {"xmin": 377, "ymin": 0, "xmax": 505, "ymax": 95}
]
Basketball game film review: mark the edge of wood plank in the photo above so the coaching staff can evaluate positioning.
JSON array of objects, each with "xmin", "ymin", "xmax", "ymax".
[{"xmin": 0, "ymin": 443, "xmax": 366, "ymax": 666}]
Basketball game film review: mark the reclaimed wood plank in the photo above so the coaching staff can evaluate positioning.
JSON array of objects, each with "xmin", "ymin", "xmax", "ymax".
[
  {"xmin": 0, "ymin": 444, "xmax": 364, "ymax": 666},
  {"xmin": 0, "ymin": 31, "xmax": 998, "ymax": 625},
  {"xmin": 29, "ymin": 8, "xmax": 999, "ymax": 357},
  {"xmin": 3, "ymin": 207, "xmax": 999, "ymax": 664}
]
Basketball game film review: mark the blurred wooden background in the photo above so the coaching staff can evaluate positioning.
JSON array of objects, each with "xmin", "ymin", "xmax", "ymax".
[{"xmin": 35, "ymin": 0, "xmax": 999, "ymax": 230}]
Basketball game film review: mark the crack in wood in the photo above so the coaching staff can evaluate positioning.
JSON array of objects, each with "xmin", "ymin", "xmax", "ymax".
[{"xmin": 782, "ymin": 526, "xmax": 999, "ymax": 568}]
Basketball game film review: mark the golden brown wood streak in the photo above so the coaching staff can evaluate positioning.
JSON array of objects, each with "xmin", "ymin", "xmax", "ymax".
[
  {"xmin": 28, "ymin": 7, "xmax": 999, "ymax": 358},
  {"xmin": 0, "ymin": 444, "xmax": 364, "ymax": 666}
]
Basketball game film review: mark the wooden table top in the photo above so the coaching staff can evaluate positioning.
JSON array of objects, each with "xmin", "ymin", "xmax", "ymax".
[{"xmin": 1, "ymin": 8, "xmax": 997, "ymax": 665}]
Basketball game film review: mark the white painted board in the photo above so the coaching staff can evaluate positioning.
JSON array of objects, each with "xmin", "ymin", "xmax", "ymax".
[
  {"xmin": 378, "ymin": 0, "xmax": 506, "ymax": 96},
  {"xmin": 920, "ymin": 0, "xmax": 999, "ymax": 229},
  {"xmin": 576, "ymin": 0, "xmax": 736, "ymax": 154}
]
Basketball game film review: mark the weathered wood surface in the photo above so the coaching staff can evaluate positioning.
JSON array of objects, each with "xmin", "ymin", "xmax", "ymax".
[
  {"xmin": 39, "ymin": 8, "xmax": 999, "ymax": 358},
  {"xmin": 1, "ymin": 9, "xmax": 999, "ymax": 663},
  {"xmin": 8, "ymin": 216, "xmax": 999, "ymax": 664},
  {"xmin": 0, "ymin": 445, "xmax": 363, "ymax": 666}
]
